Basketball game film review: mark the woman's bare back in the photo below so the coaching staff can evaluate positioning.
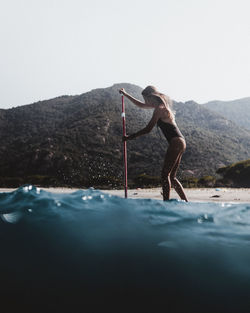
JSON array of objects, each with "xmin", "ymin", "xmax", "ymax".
[{"xmin": 157, "ymin": 105, "xmax": 176, "ymax": 125}]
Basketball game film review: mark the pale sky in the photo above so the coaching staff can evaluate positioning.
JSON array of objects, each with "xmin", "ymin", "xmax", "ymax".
[{"xmin": 1, "ymin": 0, "xmax": 250, "ymax": 108}]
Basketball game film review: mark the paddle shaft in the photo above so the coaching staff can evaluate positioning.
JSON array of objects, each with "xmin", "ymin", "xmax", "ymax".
[{"xmin": 122, "ymin": 95, "xmax": 128, "ymax": 198}]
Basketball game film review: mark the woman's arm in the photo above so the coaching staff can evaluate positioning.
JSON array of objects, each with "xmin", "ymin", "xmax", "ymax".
[
  {"xmin": 123, "ymin": 108, "xmax": 160, "ymax": 141},
  {"xmin": 119, "ymin": 88, "xmax": 154, "ymax": 109}
]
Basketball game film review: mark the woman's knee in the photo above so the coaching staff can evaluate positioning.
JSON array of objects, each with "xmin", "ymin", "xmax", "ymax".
[
  {"xmin": 170, "ymin": 175, "xmax": 177, "ymax": 185},
  {"xmin": 161, "ymin": 169, "xmax": 171, "ymax": 179},
  {"xmin": 170, "ymin": 175, "xmax": 176, "ymax": 182}
]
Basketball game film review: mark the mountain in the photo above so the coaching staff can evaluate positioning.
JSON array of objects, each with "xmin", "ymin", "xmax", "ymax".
[
  {"xmin": 0, "ymin": 83, "xmax": 250, "ymax": 188},
  {"xmin": 203, "ymin": 98, "xmax": 250, "ymax": 130}
]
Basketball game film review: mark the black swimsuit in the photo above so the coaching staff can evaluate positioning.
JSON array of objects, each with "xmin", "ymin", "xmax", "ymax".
[{"xmin": 157, "ymin": 119, "xmax": 184, "ymax": 144}]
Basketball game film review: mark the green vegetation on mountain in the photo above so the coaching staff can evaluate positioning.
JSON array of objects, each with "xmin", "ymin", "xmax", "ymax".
[
  {"xmin": 0, "ymin": 83, "xmax": 250, "ymax": 188},
  {"xmin": 203, "ymin": 97, "xmax": 250, "ymax": 130},
  {"xmin": 217, "ymin": 159, "xmax": 250, "ymax": 187}
]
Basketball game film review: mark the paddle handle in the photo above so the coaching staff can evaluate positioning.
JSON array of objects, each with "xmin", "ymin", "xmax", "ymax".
[{"xmin": 122, "ymin": 95, "xmax": 128, "ymax": 198}]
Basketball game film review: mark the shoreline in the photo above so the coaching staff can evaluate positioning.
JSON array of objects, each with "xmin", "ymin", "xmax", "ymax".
[
  {"xmin": 102, "ymin": 187, "xmax": 250, "ymax": 203},
  {"xmin": 0, "ymin": 187, "xmax": 249, "ymax": 203}
]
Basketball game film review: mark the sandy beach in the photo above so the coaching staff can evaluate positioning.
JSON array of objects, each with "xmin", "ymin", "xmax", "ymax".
[
  {"xmin": 0, "ymin": 187, "xmax": 249, "ymax": 203},
  {"xmin": 103, "ymin": 188, "xmax": 250, "ymax": 203}
]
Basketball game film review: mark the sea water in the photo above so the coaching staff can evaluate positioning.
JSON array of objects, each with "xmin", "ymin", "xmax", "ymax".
[{"xmin": 1, "ymin": 185, "xmax": 250, "ymax": 313}]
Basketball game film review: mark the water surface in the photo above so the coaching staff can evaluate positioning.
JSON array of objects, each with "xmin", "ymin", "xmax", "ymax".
[{"xmin": 1, "ymin": 185, "xmax": 250, "ymax": 313}]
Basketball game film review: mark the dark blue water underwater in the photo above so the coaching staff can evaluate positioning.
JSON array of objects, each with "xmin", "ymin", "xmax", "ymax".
[{"xmin": 1, "ymin": 185, "xmax": 250, "ymax": 313}]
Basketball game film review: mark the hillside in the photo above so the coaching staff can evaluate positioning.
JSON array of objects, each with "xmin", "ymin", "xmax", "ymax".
[
  {"xmin": 217, "ymin": 159, "xmax": 250, "ymax": 187},
  {"xmin": 0, "ymin": 83, "xmax": 250, "ymax": 188},
  {"xmin": 203, "ymin": 97, "xmax": 250, "ymax": 130}
]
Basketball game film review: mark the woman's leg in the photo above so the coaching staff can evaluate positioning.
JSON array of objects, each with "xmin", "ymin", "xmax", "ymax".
[
  {"xmin": 161, "ymin": 143, "xmax": 182, "ymax": 201},
  {"xmin": 170, "ymin": 154, "xmax": 188, "ymax": 202}
]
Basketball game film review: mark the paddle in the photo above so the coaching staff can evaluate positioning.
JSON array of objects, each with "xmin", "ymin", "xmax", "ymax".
[{"xmin": 121, "ymin": 95, "xmax": 128, "ymax": 198}]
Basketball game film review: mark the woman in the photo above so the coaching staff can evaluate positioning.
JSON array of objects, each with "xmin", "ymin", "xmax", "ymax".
[{"xmin": 119, "ymin": 86, "xmax": 188, "ymax": 202}]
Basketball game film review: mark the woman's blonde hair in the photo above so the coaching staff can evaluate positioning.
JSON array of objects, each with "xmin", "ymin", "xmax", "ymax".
[{"xmin": 141, "ymin": 86, "xmax": 175, "ymax": 120}]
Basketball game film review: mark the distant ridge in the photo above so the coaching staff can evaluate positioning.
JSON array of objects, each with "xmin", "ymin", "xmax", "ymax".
[
  {"xmin": 203, "ymin": 97, "xmax": 250, "ymax": 130},
  {"xmin": 0, "ymin": 83, "xmax": 250, "ymax": 187}
]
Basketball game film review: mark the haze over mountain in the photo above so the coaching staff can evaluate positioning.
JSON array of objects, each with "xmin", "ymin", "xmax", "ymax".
[
  {"xmin": 0, "ymin": 83, "xmax": 250, "ymax": 187},
  {"xmin": 203, "ymin": 97, "xmax": 250, "ymax": 130}
]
